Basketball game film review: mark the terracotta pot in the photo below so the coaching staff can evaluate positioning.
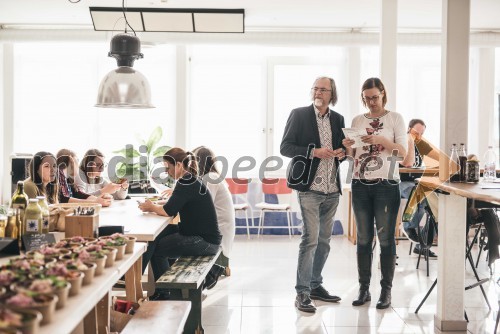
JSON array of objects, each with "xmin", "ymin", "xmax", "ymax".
[
  {"xmin": 81, "ymin": 262, "xmax": 97, "ymax": 286},
  {"xmin": 125, "ymin": 236, "xmax": 137, "ymax": 254}
]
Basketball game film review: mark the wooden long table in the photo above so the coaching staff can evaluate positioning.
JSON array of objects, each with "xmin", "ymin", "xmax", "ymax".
[
  {"xmin": 417, "ymin": 177, "xmax": 500, "ymax": 333},
  {"xmin": 99, "ymin": 198, "xmax": 172, "ymax": 242}
]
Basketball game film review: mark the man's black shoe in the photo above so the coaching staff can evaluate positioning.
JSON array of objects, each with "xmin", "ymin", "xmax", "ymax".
[
  {"xmin": 310, "ymin": 285, "xmax": 341, "ymax": 303},
  {"xmin": 295, "ymin": 293, "xmax": 316, "ymax": 313},
  {"xmin": 149, "ymin": 289, "xmax": 171, "ymax": 301},
  {"xmin": 203, "ymin": 264, "xmax": 225, "ymax": 290},
  {"xmin": 413, "ymin": 244, "xmax": 437, "ymax": 258},
  {"xmin": 404, "ymin": 228, "xmax": 420, "ymax": 243}
]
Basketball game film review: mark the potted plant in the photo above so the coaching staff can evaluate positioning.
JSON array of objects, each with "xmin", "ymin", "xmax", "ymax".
[
  {"xmin": 76, "ymin": 246, "xmax": 107, "ymax": 276},
  {"xmin": 6, "ymin": 292, "xmax": 58, "ymax": 326},
  {"xmin": 98, "ymin": 234, "xmax": 127, "ymax": 260},
  {"xmin": 112, "ymin": 126, "xmax": 173, "ymax": 194},
  {"xmin": 0, "ymin": 307, "xmax": 42, "ymax": 334}
]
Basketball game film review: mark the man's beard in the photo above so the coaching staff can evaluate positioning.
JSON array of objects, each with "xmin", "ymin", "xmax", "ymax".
[{"xmin": 314, "ymin": 98, "xmax": 324, "ymax": 107}]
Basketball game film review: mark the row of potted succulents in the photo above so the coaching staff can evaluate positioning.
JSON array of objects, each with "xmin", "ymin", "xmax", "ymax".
[{"xmin": 0, "ymin": 233, "xmax": 136, "ymax": 334}]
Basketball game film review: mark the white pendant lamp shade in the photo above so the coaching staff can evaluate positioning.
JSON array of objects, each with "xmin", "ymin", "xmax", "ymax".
[
  {"xmin": 95, "ymin": 33, "xmax": 154, "ymax": 109},
  {"xmin": 96, "ymin": 67, "xmax": 154, "ymax": 108}
]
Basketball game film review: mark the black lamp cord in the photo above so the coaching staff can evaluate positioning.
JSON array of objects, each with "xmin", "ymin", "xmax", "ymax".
[{"xmin": 122, "ymin": 0, "xmax": 137, "ymax": 36}]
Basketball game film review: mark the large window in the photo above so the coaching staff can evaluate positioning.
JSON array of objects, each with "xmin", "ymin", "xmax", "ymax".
[
  {"xmin": 397, "ymin": 47, "xmax": 441, "ymax": 146},
  {"xmin": 13, "ymin": 43, "xmax": 176, "ymax": 160}
]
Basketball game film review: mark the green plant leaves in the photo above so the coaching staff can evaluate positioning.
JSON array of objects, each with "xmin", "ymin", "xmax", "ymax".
[
  {"xmin": 146, "ymin": 127, "xmax": 162, "ymax": 154},
  {"xmin": 112, "ymin": 148, "xmax": 140, "ymax": 158},
  {"xmin": 153, "ymin": 145, "xmax": 171, "ymax": 157}
]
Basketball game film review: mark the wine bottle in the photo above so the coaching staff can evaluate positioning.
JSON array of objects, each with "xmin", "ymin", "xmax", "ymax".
[{"xmin": 10, "ymin": 181, "xmax": 28, "ymax": 224}]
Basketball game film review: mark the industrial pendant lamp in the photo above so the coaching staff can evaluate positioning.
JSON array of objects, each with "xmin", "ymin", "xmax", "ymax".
[{"xmin": 95, "ymin": 1, "xmax": 154, "ymax": 108}]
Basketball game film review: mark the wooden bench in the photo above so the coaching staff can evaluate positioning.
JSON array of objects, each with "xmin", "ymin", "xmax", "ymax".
[
  {"xmin": 156, "ymin": 249, "xmax": 222, "ymax": 334},
  {"xmin": 121, "ymin": 300, "xmax": 191, "ymax": 334}
]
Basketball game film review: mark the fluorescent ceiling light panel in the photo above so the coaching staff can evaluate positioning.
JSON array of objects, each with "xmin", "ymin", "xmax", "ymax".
[
  {"xmin": 91, "ymin": 11, "xmax": 144, "ymax": 32},
  {"xmin": 194, "ymin": 13, "xmax": 244, "ymax": 33},
  {"xmin": 89, "ymin": 7, "xmax": 244, "ymax": 33},
  {"xmin": 143, "ymin": 12, "xmax": 193, "ymax": 32}
]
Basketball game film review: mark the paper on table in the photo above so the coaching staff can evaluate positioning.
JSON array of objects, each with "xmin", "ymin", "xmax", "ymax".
[{"xmin": 342, "ymin": 128, "xmax": 367, "ymax": 148}]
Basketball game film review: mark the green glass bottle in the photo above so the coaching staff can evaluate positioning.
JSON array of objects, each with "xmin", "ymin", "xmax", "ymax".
[
  {"xmin": 10, "ymin": 181, "xmax": 28, "ymax": 224},
  {"xmin": 36, "ymin": 196, "xmax": 50, "ymax": 234},
  {"xmin": 24, "ymin": 199, "xmax": 42, "ymax": 235}
]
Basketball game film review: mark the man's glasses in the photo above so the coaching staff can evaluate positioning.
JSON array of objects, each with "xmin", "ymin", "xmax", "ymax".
[
  {"xmin": 311, "ymin": 87, "xmax": 332, "ymax": 94},
  {"xmin": 362, "ymin": 94, "xmax": 382, "ymax": 103}
]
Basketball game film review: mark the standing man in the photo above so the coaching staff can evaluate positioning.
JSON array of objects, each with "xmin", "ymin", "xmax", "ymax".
[{"xmin": 281, "ymin": 76, "xmax": 346, "ymax": 313}]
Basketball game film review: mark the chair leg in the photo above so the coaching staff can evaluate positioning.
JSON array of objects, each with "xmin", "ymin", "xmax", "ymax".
[
  {"xmin": 415, "ymin": 278, "xmax": 437, "ymax": 313},
  {"xmin": 244, "ymin": 209, "xmax": 250, "ymax": 239},
  {"xmin": 258, "ymin": 210, "xmax": 264, "ymax": 237},
  {"xmin": 425, "ymin": 247, "xmax": 429, "ymax": 277},
  {"xmin": 409, "ymin": 242, "xmax": 413, "ymax": 255}
]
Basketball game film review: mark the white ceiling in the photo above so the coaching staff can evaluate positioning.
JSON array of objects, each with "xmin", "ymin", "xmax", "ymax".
[{"xmin": 1, "ymin": 0, "xmax": 500, "ymax": 32}]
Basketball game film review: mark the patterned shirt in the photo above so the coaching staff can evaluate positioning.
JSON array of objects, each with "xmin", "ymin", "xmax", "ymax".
[{"xmin": 309, "ymin": 106, "xmax": 339, "ymax": 194}]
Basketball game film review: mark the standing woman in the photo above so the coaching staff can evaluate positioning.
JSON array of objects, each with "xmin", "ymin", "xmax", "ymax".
[
  {"xmin": 23, "ymin": 152, "xmax": 59, "ymax": 204},
  {"xmin": 343, "ymin": 78, "xmax": 407, "ymax": 309},
  {"xmin": 193, "ymin": 146, "xmax": 235, "ymax": 273},
  {"xmin": 138, "ymin": 148, "xmax": 223, "ymax": 297}
]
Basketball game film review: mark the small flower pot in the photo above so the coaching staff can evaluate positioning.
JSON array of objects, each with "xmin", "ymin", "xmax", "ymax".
[
  {"xmin": 124, "ymin": 236, "xmax": 137, "ymax": 254},
  {"xmin": 9, "ymin": 294, "xmax": 58, "ymax": 326},
  {"xmin": 53, "ymin": 283, "xmax": 71, "ymax": 310},
  {"xmin": 81, "ymin": 262, "xmax": 97, "ymax": 286},
  {"xmin": 103, "ymin": 247, "xmax": 117, "ymax": 268},
  {"xmin": 66, "ymin": 271, "xmax": 84, "ymax": 297},
  {"xmin": 91, "ymin": 256, "xmax": 107, "ymax": 276},
  {"xmin": 12, "ymin": 308, "xmax": 42, "ymax": 334},
  {"xmin": 112, "ymin": 244, "xmax": 126, "ymax": 261}
]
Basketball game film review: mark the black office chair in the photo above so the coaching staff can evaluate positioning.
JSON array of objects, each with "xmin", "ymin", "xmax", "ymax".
[{"xmin": 415, "ymin": 201, "xmax": 495, "ymax": 320}]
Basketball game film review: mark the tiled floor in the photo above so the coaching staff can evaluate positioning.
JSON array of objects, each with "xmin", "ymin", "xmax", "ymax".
[{"xmin": 202, "ymin": 235, "xmax": 499, "ymax": 334}]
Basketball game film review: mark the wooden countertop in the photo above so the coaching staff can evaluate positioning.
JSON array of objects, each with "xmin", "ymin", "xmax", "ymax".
[
  {"xmin": 399, "ymin": 167, "xmax": 439, "ymax": 175},
  {"xmin": 418, "ymin": 176, "xmax": 500, "ymax": 205}
]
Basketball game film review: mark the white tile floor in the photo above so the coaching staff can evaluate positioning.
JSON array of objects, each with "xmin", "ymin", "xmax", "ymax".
[{"xmin": 202, "ymin": 235, "xmax": 500, "ymax": 334}]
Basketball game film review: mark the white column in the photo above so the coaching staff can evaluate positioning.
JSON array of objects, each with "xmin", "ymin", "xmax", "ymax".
[
  {"xmin": 439, "ymin": 0, "xmax": 470, "ymax": 178},
  {"xmin": 379, "ymin": 0, "xmax": 398, "ymax": 112},
  {"xmin": 175, "ymin": 45, "xmax": 188, "ymax": 148},
  {"xmin": 436, "ymin": 194, "xmax": 468, "ymax": 332},
  {"xmin": 1, "ymin": 44, "xmax": 14, "ymax": 205},
  {"xmin": 474, "ymin": 48, "xmax": 495, "ymax": 160},
  {"xmin": 436, "ymin": 0, "xmax": 470, "ymax": 331}
]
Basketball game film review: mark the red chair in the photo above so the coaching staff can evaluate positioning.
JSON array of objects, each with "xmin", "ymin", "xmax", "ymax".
[
  {"xmin": 255, "ymin": 178, "xmax": 294, "ymax": 238},
  {"xmin": 226, "ymin": 178, "xmax": 253, "ymax": 238}
]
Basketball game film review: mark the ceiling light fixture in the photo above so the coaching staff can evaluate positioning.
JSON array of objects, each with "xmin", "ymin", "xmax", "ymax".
[{"xmin": 95, "ymin": 0, "xmax": 154, "ymax": 109}]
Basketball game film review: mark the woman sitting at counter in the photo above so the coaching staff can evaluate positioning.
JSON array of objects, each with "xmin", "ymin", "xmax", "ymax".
[
  {"xmin": 56, "ymin": 148, "xmax": 112, "ymax": 207},
  {"xmin": 76, "ymin": 148, "xmax": 129, "ymax": 200},
  {"xmin": 23, "ymin": 151, "xmax": 59, "ymax": 204},
  {"xmin": 138, "ymin": 147, "xmax": 223, "ymax": 299}
]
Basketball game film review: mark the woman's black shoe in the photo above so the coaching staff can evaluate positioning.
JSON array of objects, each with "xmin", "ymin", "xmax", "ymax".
[{"xmin": 352, "ymin": 289, "xmax": 371, "ymax": 306}]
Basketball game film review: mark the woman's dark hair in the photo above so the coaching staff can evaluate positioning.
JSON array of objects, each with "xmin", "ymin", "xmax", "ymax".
[
  {"xmin": 408, "ymin": 119, "xmax": 426, "ymax": 129},
  {"xmin": 192, "ymin": 146, "xmax": 219, "ymax": 176},
  {"xmin": 79, "ymin": 148, "xmax": 105, "ymax": 183},
  {"xmin": 56, "ymin": 148, "xmax": 77, "ymax": 185},
  {"xmin": 361, "ymin": 77, "xmax": 387, "ymax": 108},
  {"xmin": 163, "ymin": 147, "xmax": 198, "ymax": 176},
  {"xmin": 28, "ymin": 151, "xmax": 59, "ymax": 204}
]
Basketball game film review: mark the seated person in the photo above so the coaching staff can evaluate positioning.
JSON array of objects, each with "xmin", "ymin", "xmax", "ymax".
[
  {"xmin": 76, "ymin": 148, "xmax": 129, "ymax": 200},
  {"xmin": 138, "ymin": 147, "xmax": 223, "ymax": 299},
  {"xmin": 192, "ymin": 146, "xmax": 235, "ymax": 266},
  {"xmin": 399, "ymin": 119, "xmax": 440, "ymax": 257},
  {"xmin": 56, "ymin": 148, "xmax": 112, "ymax": 207},
  {"xmin": 23, "ymin": 151, "xmax": 59, "ymax": 204}
]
